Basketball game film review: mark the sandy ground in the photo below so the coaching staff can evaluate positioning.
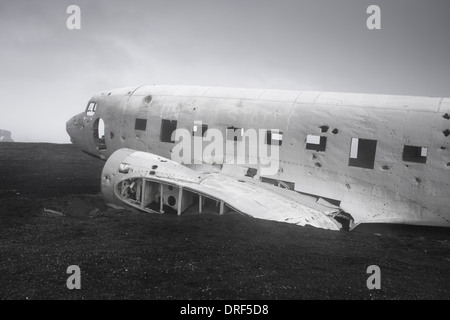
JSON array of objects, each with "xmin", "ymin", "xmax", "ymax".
[{"xmin": 0, "ymin": 142, "xmax": 449, "ymax": 300}]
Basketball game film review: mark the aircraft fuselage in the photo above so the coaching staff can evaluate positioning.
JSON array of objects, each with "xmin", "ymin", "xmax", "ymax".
[{"xmin": 66, "ymin": 85, "xmax": 450, "ymax": 228}]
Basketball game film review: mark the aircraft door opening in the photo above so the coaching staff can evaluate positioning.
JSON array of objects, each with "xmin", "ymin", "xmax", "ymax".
[{"xmin": 93, "ymin": 118, "xmax": 106, "ymax": 151}]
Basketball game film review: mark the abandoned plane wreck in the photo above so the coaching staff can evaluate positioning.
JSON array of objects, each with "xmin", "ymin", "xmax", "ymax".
[{"xmin": 66, "ymin": 85, "xmax": 450, "ymax": 231}]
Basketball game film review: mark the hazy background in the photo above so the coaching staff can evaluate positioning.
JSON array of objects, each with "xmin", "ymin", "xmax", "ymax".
[{"xmin": 0, "ymin": 0, "xmax": 449, "ymax": 143}]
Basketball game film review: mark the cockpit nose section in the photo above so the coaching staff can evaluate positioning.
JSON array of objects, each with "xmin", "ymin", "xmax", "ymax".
[
  {"xmin": 66, "ymin": 110, "xmax": 107, "ymax": 159},
  {"xmin": 66, "ymin": 113, "xmax": 84, "ymax": 145}
]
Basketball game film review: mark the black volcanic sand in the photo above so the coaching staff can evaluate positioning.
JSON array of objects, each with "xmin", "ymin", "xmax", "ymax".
[{"xmin": 0, "ymin": 143, "xmax": 449, "ymax": 300}]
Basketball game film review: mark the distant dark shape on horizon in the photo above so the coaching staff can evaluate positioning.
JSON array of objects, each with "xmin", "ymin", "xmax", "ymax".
[{"xmin": 0, "ymin": 129, "xmax": 14, "ymax": 142}]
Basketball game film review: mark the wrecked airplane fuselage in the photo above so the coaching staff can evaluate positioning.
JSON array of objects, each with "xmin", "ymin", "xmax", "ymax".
[{"xmin": 66, "ymin": 85, "xmax": 450, "ymax": 230}]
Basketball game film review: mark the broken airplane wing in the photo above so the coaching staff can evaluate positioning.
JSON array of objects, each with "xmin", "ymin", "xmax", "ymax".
[{"xmin": 101, "ymin": 149, "xmax": 342, "ymax": 230}]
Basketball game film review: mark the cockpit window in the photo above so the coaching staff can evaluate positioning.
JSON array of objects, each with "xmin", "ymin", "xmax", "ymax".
[{"xmin": 86, "ymin": 102, "xmax": 97, "ymax": 116}]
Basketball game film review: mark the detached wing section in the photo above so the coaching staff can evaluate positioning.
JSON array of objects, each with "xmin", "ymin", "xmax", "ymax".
[{"xmin": 101, "ymin": 149, "xmax": 342, "ymax": 231}]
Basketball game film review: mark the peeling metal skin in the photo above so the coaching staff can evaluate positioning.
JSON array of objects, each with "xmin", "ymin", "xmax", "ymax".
[{"xmin": 66, "ymin": 85, "xmax": 450, "ymax": 230}]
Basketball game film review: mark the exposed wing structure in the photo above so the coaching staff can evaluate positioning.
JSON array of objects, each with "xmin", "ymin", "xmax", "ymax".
[{"xmin": 101, "ymin": 149, "xmax": 342, "ymax": 230}]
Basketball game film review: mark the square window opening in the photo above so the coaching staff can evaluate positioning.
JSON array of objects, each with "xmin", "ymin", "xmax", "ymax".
[
  {"xmin": 403, "ymin": 145, "xmax": 427, "ymax": 163},
  {"xmin": 266, "ymin": 130, "xmax": 283, "ymax": 146},
  {"xmin": 135, "ymin": 118, "xmax": 147, "ymax": 131},
  {"xmin": 160, "ymin": 119, "xmax": 178, "ymax": 143},
  {"xmin": 192, "ymin": 124, "xmax": 208, "ymax": 137},
  {"xmin": 227, "ymin": 126, "xmax": 243, "ymax": 142},
  {"xmin": 348, "ymin": 138, "xmax": 377, "ymax": 169},
  {"xmin": 306, "ymin": 135, "xmax": 327, "ymax": 151}
]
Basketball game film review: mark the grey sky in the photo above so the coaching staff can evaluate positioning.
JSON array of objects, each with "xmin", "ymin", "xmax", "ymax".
[{"xmin": 0, "ymin": 0, "xmax": 449, "ymax": 142}]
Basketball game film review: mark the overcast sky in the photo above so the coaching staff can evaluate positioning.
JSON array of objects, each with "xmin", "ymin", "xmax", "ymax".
[{"xmin": 1, "ymin": 0, "xmax": 449, "ymax": 143}]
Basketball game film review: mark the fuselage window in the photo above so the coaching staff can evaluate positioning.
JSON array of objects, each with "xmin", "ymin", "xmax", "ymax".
[
  {"xmin": 306, "ymin": 134, "xmax": 327, "ymax": 151},
  {"xmin": 348, "ymin": 138, "xmax": 377, "ymax": 169},
  {"xmin": 266, "ymin": 130, "xmax": 283, "ymax": 146},
  {"xmin": 192, "ymin": 124, "xmax": 208, "ymax": 137},
  {"xmin": 160, "ymin": 119, "xmax": 178, "ymax": 143},
  {"xmin": 135, "ymin": 118, "xmax": 147, "ymax": 131},
  {"xmin": 403, "ymin": 145, "xmax": 427, "ymax": 163},
  {"xmin": 226, "ymin": 126, "xmax": 244, "ymax": 142},
  {"xmin": 86, "ymin": 102, "xmax": 97, "ymax": 116}
]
